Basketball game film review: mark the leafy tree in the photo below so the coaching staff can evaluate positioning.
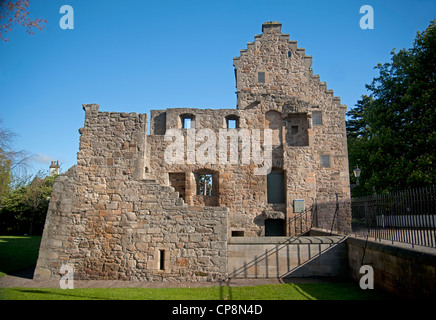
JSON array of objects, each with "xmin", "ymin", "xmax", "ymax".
[
  {"xmin": 23, "ymin": 171, "xmax": 57, "ymax": 235},
  {"xmin": 0, "ymin": 185, "xmax": 28, "ymax": 234},
  {"xmin": 346, "ymin": 95, "xmax": 372, "ymax": 140},
  {"xmin": 346, "ymin": 96, "xmax": 373, "ymax": 196},
  {"xmin": 0, "ymin": 170, "xmax": 57, "ymax": 235},
  {"xmin": 347, "ymin": 20, "xmax": 436, "ymax": 196},
  {"xmin": 0, "ymin": 121, "xmax": 56, "ymax": 235}
]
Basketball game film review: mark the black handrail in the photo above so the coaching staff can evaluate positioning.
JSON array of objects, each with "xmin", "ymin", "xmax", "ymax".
[{"xmin": 287, "ymin": 207, "xmax": 313, "ymax": 237}]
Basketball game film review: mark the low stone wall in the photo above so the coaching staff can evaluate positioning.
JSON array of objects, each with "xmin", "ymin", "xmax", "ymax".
[
  {"xmin": 34, "ymin": 173, "xmax": 229, "ymax": 282},
  {"xmin": 347, "ymin": 236, "xmax": 436, "ymax": 298},
  {"xmin": 228, "ymin": 236, "xmax": 348, "ymax": 278}
]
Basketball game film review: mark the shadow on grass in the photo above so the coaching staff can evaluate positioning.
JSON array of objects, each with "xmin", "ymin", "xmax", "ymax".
[
  {"xmin": 290, "ymin": 282, "xmax": 393, "ymax": 300},
  {"xmin": 219, "ymin": 279, "xmax": 233, "ymax": 300},
  {"xmin": 286, "ymin": 283, "xmax": 316, "ymax": 300},
  {"xmin": 0, "ymin": 236, "xmax": 41, "ymax": 277},
  {"xmin": 12, "ymin": 288, "xmax": 114, "ymax": 300}
]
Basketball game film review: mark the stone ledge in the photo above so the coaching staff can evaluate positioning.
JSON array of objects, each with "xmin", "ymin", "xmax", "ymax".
[
  {"xmin": 346, "ymin": 236, "xmax": 436, "ymax": 265},
  {"xmin": 228, "ymin": 236, "xmax": 347, "ymax": 245}
]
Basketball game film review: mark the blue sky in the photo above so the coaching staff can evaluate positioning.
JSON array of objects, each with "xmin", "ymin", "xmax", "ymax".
[{"xmin": 0, "ymin": 0, "xmax": 435, "ymax": 177}]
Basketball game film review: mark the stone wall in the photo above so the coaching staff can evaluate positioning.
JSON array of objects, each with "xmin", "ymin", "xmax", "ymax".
[
  {"xmin": 347, "ymin": 236, "xmax": 436, "ymax": 298},
  {"xmin": 34, "ymin": 21, "xmax": 352, "ymax": 282},
  {"xmin": 33, "ymin": 166, "xmax": 79, "ymax": 280},
  {"xmin": 148, "ymin": 108, "xmax": 271, "ymax": 237},
  {"xmin": 233, "ymin": 22, "xmax": 351, "ymax": 234},
  {"xmin": 34, "ymin": 104, "xmax": 228, "ymax": 281},
  {"xmin": 145, "ymin": 21, "xmax": 351, "ymax": 237}
]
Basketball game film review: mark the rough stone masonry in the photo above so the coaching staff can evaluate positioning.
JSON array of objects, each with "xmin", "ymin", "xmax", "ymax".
[{"xmin": 34, "ymin": 21, "xmax": 351, "ymax": 281}]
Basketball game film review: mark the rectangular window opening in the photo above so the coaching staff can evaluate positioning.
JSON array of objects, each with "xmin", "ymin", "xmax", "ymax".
[
  {"xmin": 198, "ymin": 174, "xmax": 213, "ymax": 196},
  {"xmin": 232, "ymin": 231, "xmax": 245, "ymax": 237},
  {"xmin": 159, "ymin": 249, "xmax": 165, "ymax": 271},
  {"xmin": 258, "ymin": 72, "xmax": 265, "ymax": 83},
  {"xmin": 267, "ymin": 171, "xmax": 285, "ymax": 204},
  {"xmin": 183, "ymin": 117, "xmax": 192, "ymax": 129},
  {"xmin": 169, "ymin": 173, "xmax": 186, "ymax": 201},
  {"xmin": 227, "ymin": 119, "xmax": 237, "ymax": 129},
  {"xmin": 320, "ymin": 154, "xmax": 330, "ymax": 168},
  {"xmin": 312, "ymin": 111, "xmax": 322, "ymax": 125},
  {"xmin": 291, "ymin": 125, "xmax": 298, "ymax": 134}
]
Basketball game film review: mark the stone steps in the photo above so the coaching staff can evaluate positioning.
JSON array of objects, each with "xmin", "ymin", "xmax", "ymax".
[{"xmin": 141, "ymin": 178, "xmax": 185, "ymax": 207}]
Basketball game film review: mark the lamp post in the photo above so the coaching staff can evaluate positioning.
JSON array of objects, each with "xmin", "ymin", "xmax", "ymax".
[{"xmin": 353, "ymin": 165, "xmax": 361, "ymax": 186}]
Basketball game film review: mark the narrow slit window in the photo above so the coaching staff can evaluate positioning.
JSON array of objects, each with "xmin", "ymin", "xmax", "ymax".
[
  {"xmin": 197, "ymin": 174, "xmax": 213, "ymax": 196},
  {"xmin": 183, "ymin": 118, "xmax": 191, "ymax": 129},
  {"xmin": 159, "ymin": 250, "xmax": 165, "ymax": 270},
  {"xmin": 184, "ymin": 118, "xmax": 191, "ymax": 129}
]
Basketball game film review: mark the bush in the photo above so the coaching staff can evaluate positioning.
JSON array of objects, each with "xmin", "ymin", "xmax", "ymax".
[{"xmin": 0, "ymin": 172, "xmax": 56, "ymax": 235}]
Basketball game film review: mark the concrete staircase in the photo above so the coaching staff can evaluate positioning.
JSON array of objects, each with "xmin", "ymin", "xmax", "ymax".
[{"xmin": 228, "ymin": 235, "xmax": 349, "ymax": 278}]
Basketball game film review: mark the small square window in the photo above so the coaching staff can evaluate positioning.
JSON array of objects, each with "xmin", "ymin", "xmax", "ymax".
[
  {"xmin": 320, "ymin": 154, "xmax": 330, "ymax": 167},
  {"xmin": 227, "ymin": 119, "xmax": 237, "ymax": 129},
  {"xmin": 291, "ymin": 126, "xmax": 298, "ymax": 134},
  {"xmin": 226, "ymin": 115, "xmax": 239, "ymax": 129},
  {"xmin": 312, "ymin": 111, "xmax": 322, "ymax": 125},
  {"xmin": 258, "ymin": 72, "xmax": 265, "ymax": 83}
]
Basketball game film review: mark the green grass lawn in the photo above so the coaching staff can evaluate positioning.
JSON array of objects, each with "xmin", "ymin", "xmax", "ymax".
[
  {"xmin": 0, "ymin": 236, "xmax": 392, "ymax": 300},
  {"xmin": 0, "ymin": 282, "xmax": 390, "ymax": 300},
  {"xmin": 0, "ymin": 236, "xmax": 42, "ymax": 278}
]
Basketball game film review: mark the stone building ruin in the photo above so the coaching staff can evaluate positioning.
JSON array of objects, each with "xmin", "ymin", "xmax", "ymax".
[{"xmin": 34, "ymin": 22, "xmax": 351, "ymax": 281}]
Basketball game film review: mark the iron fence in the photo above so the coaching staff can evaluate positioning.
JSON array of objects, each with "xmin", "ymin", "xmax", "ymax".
[
  {"xmin": 351, "ymin": 186, "xmax": 436, "ymax": 248},
  {"xmin": 287, "ymin": 208, "xmax": 312, "ymax": 237}
]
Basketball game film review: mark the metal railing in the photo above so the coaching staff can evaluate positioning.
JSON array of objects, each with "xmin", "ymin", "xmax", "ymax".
[
  {"xmin": 287, "ymin": 208, "xmax": 312, "ymax": 237},
  {"xmin": 351, "ymin": 186, "xmax": 436, "ymax": 248}
]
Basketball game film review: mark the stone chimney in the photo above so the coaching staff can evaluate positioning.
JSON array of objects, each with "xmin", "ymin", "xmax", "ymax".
[
  {"xmin": 49, "ymin": 160, "xmax": 60, "ymax": 176},
  {"xmin": 262, "ymin": 21, "xmax": 282, "ymax": 34}
]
